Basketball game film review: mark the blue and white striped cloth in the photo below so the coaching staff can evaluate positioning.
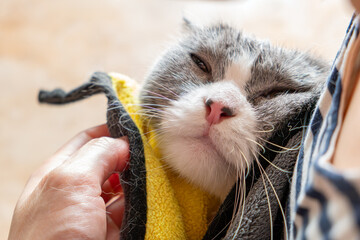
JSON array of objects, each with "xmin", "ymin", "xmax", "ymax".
[{"xmin": 288, "ymin": 14, "xmax": 360, "ymax": 239}]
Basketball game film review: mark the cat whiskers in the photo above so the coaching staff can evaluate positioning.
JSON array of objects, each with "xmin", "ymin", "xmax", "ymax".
[
  {"xmin": 230, "ymin": 150, "xmax": 251, "ymax": 240},
  {"xmin": 129, "ymin": 110, "xmax": 163, "ymax": 123},
  {"xmin": 246, "ymin": 137, "xmax": 266, "ymax": 153},
  {"xmin": 258, "ymin": 136, "xmax": 302, "ymax": 152},
  {"xmin": 264, "ymin": 144, "xmax": 301, "ymax": 154},
  {"xmin": 251, "ymin": 149, "xmax": 289, "ymax": 240},
  {"xmin": 109, "ymin": 108, "xmax": 166, "ymax": 140},
  {"xmin": 253, "ymin": 123, "xmax": 275, "ymax": 133},
  {"xmin": 140, "ymin": 94, "xmax": 173, "ymax": 103},
  {"xmin": 245, "ymin": 136, "xmax": 300, "ymax": 173},
  {"xmin": 255, "ymin": 158, "xmax": 274, "ymax": 240},
  {"xmin": 142, "ymin": 154, "xmax": 174, "ymax": 174},
  {"xmin": 141, "ymin": 90, "xmax": 174, "ymax": 104},
  {"xmin": 228, "ymin": 135, "xmax": 290, "ymax": 239},
  {"xmin": 147, "ymin": 79, "xmax": 180, "ymax": 98},
  {"xmin": 247, "ymin": 137, "xmax": 293, "ymax": 173},
  {"xmin": 125, "ymin": 102, "xmax": 170, "ymax": 109}
]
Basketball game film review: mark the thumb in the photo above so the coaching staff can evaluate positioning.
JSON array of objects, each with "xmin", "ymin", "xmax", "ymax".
[
  {"xmin": 106, "ymin": 196, "xmax": 125, "ymax": 240},
  {"xmin": 106, "ymin": 214, "xmax": 120, "ymax": 240},
  {"xmin": 107, "ymin": 195, "xmax": 125, "ymax": 229}
]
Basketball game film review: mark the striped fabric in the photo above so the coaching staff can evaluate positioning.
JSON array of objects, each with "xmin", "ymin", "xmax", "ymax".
[{"xmin": 288, "ymin": 14, "xmax": 360, "ymax": 239}]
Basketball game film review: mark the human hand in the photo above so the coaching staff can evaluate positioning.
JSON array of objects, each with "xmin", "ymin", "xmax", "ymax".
[{"xmin": 8, "ymin": 124, "xmax": 129, "ymax": 240}]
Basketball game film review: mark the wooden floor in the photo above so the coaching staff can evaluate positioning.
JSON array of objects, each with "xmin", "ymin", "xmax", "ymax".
[{"xmin": 0, "ymin": 0, "xmax": 353, "ymax": 238}]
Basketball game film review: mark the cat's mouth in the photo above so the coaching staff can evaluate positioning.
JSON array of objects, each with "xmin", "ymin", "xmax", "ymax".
[
  {"xmin": 196, "ymin": 135, "xmax": 216, "ymax": 147},
  {"xmin": 202, "ymin": 125, "xmax": 211, "ymax": 136},
  {"xmin": 194, "ymin": 135, "xmax": 229, "ymax": 163}
]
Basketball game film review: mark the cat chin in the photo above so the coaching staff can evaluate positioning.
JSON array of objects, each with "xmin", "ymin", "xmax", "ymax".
[
  {"xmin": 156, "ymin": 81, "xmax": 258, "ymax": 199},
  {"xmin": 158, "ymin": 129, "xmax": 257, "ymax": 200},
  {"xmin": 159, "ymin": 135, "xmax": 238, "ymax": 200}
]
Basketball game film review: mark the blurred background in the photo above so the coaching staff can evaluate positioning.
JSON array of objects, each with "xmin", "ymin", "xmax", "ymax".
[{"xmin": 0, "ymin": 0, "xmax": 353, "ymax": 238}]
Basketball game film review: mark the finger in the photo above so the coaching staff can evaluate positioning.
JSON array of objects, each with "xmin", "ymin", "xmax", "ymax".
[
  {"xmin": 60, "ymin": 136, "xmax": 129, "ymax": 188},
  {"xmin": 21, "ymin": 124, "xmax": 111, "ymax": 198},
  {"xmin": 106, "ymin": 214, "xmax": 121, "ymax": 240},
  {"xmin": 102, "ymin": 173, "xmax": 122, "ymax": 203},
  {"xmin": 34, "ymin": 124, "xmax": 110, "ymax": 178},
  {"xmin": 106, "ymin": 195, "xmax": 125, "ymax": 228},
  {"xmin": 55, "ymin": 124, "xmax": 110, "ymax": 158},
  {"xmin": 102, "ymin": 180, "xmax": 115, "ymax": 203}
]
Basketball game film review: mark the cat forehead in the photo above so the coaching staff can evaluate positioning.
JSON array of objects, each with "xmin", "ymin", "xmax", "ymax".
[
  {"xmin": 224, "ymin": 55, "xmax": 254, "ymax": 90},
  {"xmin": 190, "ymin": 24, "xmax": 239, "ymax": 38},
  {"xmin": 182, "ymin": 24, "xmax": 244, "ymax": 51}
]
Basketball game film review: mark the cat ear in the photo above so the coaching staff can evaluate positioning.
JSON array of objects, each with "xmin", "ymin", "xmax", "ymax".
[{"xmin": 182, "ymin": 16, "xmax": 198, "ymax": 33}]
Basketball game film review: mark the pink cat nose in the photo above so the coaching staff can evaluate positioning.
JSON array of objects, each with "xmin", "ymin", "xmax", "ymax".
[{"xmin": 205, "ymin": 99, "xmax": 235, "ymax": 125}]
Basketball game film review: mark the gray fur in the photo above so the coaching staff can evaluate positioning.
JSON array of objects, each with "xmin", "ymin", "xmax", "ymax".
[
  {"xmin": 140, "ymin": 22, "xmax": 329, "ymax": 199},
  {"xmin": 141, "ymin": 23, "xmax": 328, "ymax": 130}
]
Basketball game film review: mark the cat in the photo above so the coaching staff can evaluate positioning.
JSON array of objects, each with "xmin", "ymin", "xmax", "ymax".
[{"xmin": 139, "ymin": 20, "xmax": 329, "ymax": 201}]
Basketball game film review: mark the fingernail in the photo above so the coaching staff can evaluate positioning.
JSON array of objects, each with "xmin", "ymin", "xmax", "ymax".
[{"xmin": 105, "ymin": 193, "xmax": 124, "ymax": 208}]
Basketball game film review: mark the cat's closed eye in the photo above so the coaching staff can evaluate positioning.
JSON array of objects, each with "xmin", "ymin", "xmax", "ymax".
[
  {"xmin": 190, "ymin": 53, "xmax": 211, "ymax": 74},
  {"xmin": 251, "ymin": 87, "xmax": 296, "ymax": 103},
  {"xmin": 261, "ymin": 88, "xmax": 288, "ymax": 98}
]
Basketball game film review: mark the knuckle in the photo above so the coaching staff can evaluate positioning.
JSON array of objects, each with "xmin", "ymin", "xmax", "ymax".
[
  {"xmin": 77, "ymin": 131, "xmax": 90, "ymax": 139},
  {"xmin": 37, "ymin": 169, "xmax": 98, "ymax": 200},
  {"xmin": 89, "ymin": 136, "xmax": 111, "ymax": 145},
  {"xmin": 75, "ymin": 131, "xmax": 93, "ymax": 142},
  {"xmin": 43, "ymin": 167, "xmax": 72, "ymax": 188},
  {"xmin": 87, "ymin": 137, "xmax": 118, "ymax": 150},
  {"xmin": 42, "ymin": 167, "xmax": 93, "ymax": 190}
]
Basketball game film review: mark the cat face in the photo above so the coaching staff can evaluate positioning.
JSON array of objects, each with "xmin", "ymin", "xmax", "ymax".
[{"xmin": 140, "ymin": 23, "xmax": 328, "ymax": 200}]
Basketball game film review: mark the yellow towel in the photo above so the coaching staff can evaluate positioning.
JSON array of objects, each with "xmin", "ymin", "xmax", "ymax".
[{"xmin": 110, "ymin": 73, "xmax": 220, "ymax": 240}]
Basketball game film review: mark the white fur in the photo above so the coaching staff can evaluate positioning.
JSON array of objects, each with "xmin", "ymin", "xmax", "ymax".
[
  {"xmin": 224, "ymin": 55, "xmax": 253, "ymax": 93},
  {"xmin": 158, "ymin": 80, "xmax": 258, "ymax": 200}
]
